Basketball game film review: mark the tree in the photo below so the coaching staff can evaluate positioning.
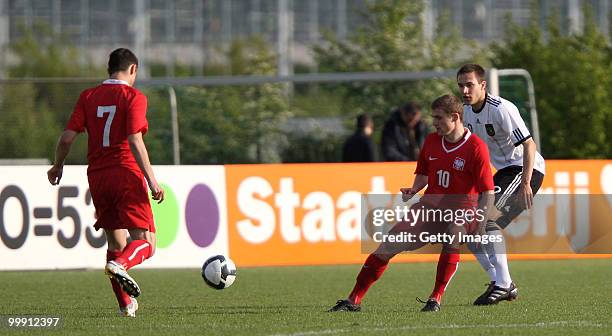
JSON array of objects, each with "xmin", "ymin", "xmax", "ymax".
[
  {"xmin": 175, "ymin": 37, "xmax": 290, "ymax": 164},
  {"xmin": 308, "ymin": 0, "xmax": 483, "ymax": 163},
  {"xmin": 313, "ymin": 0, "xmax": 473, "ymax": 121},
  {"xmin": 490, "ymin": 5, "xmax": 611, "ymax": 158},
  {"xmin": 0, "ymin": 24, "xmax": 102, "ymax": 162}
]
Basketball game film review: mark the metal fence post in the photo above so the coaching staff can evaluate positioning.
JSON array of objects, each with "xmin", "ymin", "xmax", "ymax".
[{"xmin": 168, "ymin": 86, "xmax": 180, "ymax": 165}]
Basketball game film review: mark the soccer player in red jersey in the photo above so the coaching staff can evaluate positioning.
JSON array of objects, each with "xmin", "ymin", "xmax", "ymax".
[
  {"xmin": 330, "ymin": 94, "xmax": 495, "ymax": 312},
  {"xmin": 47, "ymin": 48, "xmax": 164, "ymax": 318}
]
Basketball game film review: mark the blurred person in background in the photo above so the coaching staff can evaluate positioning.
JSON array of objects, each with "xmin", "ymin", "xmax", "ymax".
[
  {"xmin": 381, "ymin": 102, "xmax": 428, "ymax": 161},
  {"xmin": 342, "ymin": 114, "xmax": 376, "ymax": 162}
]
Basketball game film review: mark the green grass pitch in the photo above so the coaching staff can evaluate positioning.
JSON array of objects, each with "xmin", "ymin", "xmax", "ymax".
[{"xmin": 1, "ymin": 259, "xmax": 610, "ymax": 335}]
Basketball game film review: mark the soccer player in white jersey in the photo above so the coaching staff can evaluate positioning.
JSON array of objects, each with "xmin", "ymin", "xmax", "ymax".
[{"xmin": 457, "ymin": 64, "xmax": 546, "ymax": 305}]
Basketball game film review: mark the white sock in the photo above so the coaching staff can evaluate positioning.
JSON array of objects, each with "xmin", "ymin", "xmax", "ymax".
[
  {"xmin": 467, "ymin": 242, "xmax": 496, "ymax": 282},
  {"xmin": 485, "ymin": 231, "xmax": 512, "ymax": 288}
]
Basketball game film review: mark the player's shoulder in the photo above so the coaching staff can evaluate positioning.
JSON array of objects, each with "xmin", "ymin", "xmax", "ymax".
[
  {"xmin": 424, "ymin": 132, "xmax": 440, "ymax": 143},
  {"xmin": 489, "ymin": 94, "xmax": 519, "ymax": 113},
  {"xmin": 466, "ymin": 130, "xmax": 489, "ymax": 151},
  {"xmin": 79, "ymin": 84, "xmax": 102, "ymax": 98},
  {"xmin": 421, "ymin": 132, "xmax": 440, "ymax": 150},
  {"xmin": 115, "ymin": 85, "xmax": 147, "ymax": 107},
  {"xmin": 120, "ymin": 84, "xmax": 145, "ymax": 98},
  {"xmin": 486, "ymin": 93, "xmax": 503, "ymax": 107}
]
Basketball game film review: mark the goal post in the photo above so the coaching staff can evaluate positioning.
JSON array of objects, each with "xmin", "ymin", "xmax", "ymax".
[{"xmin": 488, "ymin": 68, "xmax": 542, "ymax": 151}]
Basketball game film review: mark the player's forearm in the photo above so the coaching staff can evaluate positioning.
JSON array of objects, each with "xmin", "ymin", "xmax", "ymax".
[
  {"xmin": 53, "ymin": 131, "xmax": 77, "ymax": 167},
  {"xmin": 521, "ymin": 139, "xmax": 536, "ymax": 184},
  {"xmin": 478, "ymin": 190, "xmax": 495, "ymax": 221},
  {"xmin": 128, "ymin": 134, "xmax": 158, "ymax": 185},
  {"xmin": 411, "ymin": 174, "xmax": 428, "ymax": 192},
  {"xmin": 53, "ymin": 142, "xmax": 71, "ymax": 167}
]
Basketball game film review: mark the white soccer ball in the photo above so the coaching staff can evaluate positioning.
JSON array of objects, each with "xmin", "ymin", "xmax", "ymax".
[{"xmin": 201, "ymin": 255, "xmax": 237, "ymax": 289}]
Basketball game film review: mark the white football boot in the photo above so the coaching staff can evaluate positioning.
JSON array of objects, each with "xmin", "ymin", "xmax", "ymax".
[
  {"xmin": 118, "ymin": 297, "xmax": 138, "ymax": 318},
  {"xmin": 105, "ymin": 260, "xmax": 141, "ymax": 297}
]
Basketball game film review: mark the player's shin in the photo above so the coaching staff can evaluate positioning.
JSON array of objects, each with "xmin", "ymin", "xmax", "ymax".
[
  {"xmin": 484, "ymin": 228, "xmax": 512, "ymax": 288},
  {"xmin": 467, "ymin": 242, "xmax": 496, "ymax": 282},
  {"xmin": 348, "ymin": 254, "xmax": 390, "ymax": 305},
  {"xmin": 115, "ymin": 240, "xmax": 153, "ymax": 270},
  {"xmin": 106, "ymin": 250, "xmax": 132, "ymax": 307},
  {"xmin": 429, "ymin": 249, "xmax": 460, "ymax": 303}
]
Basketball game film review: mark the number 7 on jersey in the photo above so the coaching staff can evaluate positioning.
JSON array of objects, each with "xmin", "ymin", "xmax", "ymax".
[{"xmin": 97, "ymin": 105, "xmax": 116, "ymax": 147}]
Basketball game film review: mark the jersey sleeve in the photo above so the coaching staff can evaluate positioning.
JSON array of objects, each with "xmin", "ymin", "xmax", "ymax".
[
  {"xmin": 498, "ymin": 101, "xmax": 532, "ymax": 146},
  {"xmin": 414, "ymin": 136, "xmax": 429, "ymax": 175},
  {"xmin": 65, "ymin": 92, "xmax": 86, "ymax": 132},
  {"xmin": 472, "ymin": 141, "xmax": 495, "ymax": 192},
  {"xmin": 127, "ymin": 92, "xmax": 148, "ymax": 135}
]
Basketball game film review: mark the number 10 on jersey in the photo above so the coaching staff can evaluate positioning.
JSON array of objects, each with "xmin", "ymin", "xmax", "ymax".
[{"xmin": 437, "ymin": 170, "xmax": 450, "ymax": 188}]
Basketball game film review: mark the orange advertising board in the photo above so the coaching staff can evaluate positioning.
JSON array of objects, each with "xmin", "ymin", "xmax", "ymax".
[{"xmin": 225, "ymin": 161, "xmax": 612, "ymax": 267}]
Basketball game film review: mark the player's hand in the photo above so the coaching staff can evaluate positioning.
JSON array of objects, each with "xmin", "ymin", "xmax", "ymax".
[
  {"xmin": 400, "ymin": 188, "xmax": 416, "ymax": 202},
  {"xmin": 149, "ymin": 182, "xmax": 165, "ymax": 204},
  {"xmin": 519, "ymin": 182, "xmax": 533, "ymax": 209},
  {"xmin": 47, "ymin": 165, "xmax": 63, "ymax": 185}
]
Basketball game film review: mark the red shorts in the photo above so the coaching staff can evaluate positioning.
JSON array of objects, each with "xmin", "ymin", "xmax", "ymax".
[
  {"xmin": 385, "ymin": 201, "xmax": 477, "ymax": 251},
  {"xmin": 88, "ymin": 167, "xmax": 155, "ymax": 233}
]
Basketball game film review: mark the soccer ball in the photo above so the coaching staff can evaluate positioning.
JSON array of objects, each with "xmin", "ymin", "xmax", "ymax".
[{"xmin": 201, "ymin": 255, "xmax": 237, "ymax": 289}]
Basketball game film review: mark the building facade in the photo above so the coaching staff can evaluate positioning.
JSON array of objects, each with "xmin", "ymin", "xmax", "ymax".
[{"xmin": 0, "ymin": 0, "xmax": 609, "ymax": 77}]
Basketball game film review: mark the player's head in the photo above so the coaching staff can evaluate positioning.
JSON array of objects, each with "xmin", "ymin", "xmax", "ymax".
[
  {"xmin": 107, "ymin": 48, "xmax": 139, "ymax": 85},
  {"xmin": 356, "ymin": 114, "xmax": 374, "ymax": 135},
  {"xmin": 431, "ymin": 94, "xmax": 463, "ymax": 136},
  {"xmin": 457, "ymin": 63, "xmax": 487, "ymax": 106},
  {"xmin": 399, "ymin": 102, "xmax": 422, "ymax": 127}
]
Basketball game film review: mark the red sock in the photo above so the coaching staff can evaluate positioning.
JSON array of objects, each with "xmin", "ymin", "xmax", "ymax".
[
  {"xmin": 429, "ymin": 249, "xmax": 460, "ymax": 303},
  {"xmin": 348, "ymin": 254, "xmax": 389, "ymax": 305},
  {"xmin": 106, "ymin": 250, "xmax": 131, "ymax": 308},
  {"xmin": 114, "ymin": 240, "xmax": 152, "ymax": 270}
]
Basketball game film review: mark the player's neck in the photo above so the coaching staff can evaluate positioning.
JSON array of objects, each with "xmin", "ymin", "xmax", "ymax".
[
  {"xmin": 109, "ymin": 73, "xmax": 133, "ymax": 86},
  {"xmin": 471, "ymin": 92, "xmax": 487, "ymax": 111},
  {"xmin": 472, "ymin": 99, "xmax": 485, "ymax": 112},
  {"xmin": 444, "ymin": 126, "xmax": 466, "ymax": 143}
]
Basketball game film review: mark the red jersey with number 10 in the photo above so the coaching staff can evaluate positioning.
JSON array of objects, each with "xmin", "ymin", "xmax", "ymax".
[
  {"xmin": 66, "ymin": 79, "xmax": 148, "ymax": 174},
  {"xmin": 415, "ymin": 129, "xmax": 494, "ymax": 208}
]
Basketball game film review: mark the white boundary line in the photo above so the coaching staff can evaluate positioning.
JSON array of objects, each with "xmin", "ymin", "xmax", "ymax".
[{"xmin": 269, "ymin": 321, "xmax": 605, "ymax": 336}]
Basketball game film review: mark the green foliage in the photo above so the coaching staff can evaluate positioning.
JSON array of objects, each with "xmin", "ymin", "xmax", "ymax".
[
  {"xmin": 281, "ymin": 131, "xmax": 344, "ymax": 163},
  {"xmin": 313, "ymin": 0, "xmax": 471, "ymax": 119},
  {"xmin": 173, "ymin": 37, "xmax": 291, "ymax": 164},
  {"xmin": 301, "ymin": 0, "xmax": 482, "ymax": 162},
  {"xmin": 140, "ymin": 87, "xmax": 174, "ymax": 164},
  {"xmin": 0, "ymin": 24, "xmax": 101, "ymax": 162},
  {"xmin": 0, "ymin": 84, "xmax": 61, "ymax": 158},
  {"xmin": 490, "ymin": 5, "xmax": 611, "ymax": 158}
]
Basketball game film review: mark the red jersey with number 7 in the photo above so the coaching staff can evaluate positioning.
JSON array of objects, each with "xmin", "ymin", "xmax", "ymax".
[
  {"xmin": 415, "ymin": 129, "xmax": 494, "ymax": 208},
  {"xmin": 66, "ymin": 79, "xmax": 148, "ymax": 174}
]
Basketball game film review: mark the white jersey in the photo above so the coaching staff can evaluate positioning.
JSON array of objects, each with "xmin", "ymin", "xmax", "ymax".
[{"xmin": 463, "ymin": 94, "xmax": 545, "ymax": 174}]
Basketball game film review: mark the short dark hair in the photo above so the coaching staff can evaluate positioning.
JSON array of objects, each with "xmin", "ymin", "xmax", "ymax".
[
  {"xmin": 457, "ymin": 63, "xmax": 486, "ymax": 82},
  {"xmin": 400, "ymin": 102, "xmax": 421, "ymax": 116},
  {"xmin": 431, "ymin": 94, "xmax": 463, "ymax": 121},
  {"xmin": 356, "ymin": 114, "xmax": 373, "ymax": 129},
  {"xmin": 107, "ymin": 48, "xmax": 139, "ymax": 75}
]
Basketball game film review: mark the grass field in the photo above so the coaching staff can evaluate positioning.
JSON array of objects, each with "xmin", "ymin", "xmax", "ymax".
[{"xmin": 1, "ymin": 259, "xmax": 611, "ymax": 336}]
